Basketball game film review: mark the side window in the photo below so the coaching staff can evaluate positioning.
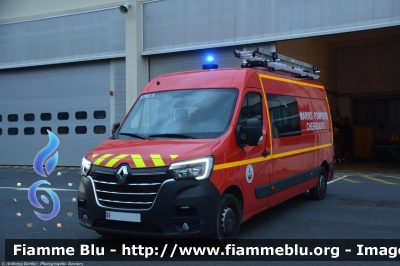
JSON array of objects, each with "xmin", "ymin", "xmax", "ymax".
[
  {"xmin": 24, "ymin": 113, "xmax": 35, "ymax": 121},
  {"xmin": 41, "ymin": 113, "xmax": 52, "ymax": 121},
  {"xmin": 58, "ymin": 126, "xmax": 69, "ymax": 135},
  {"xmin": 8, "ymin": 114, "xmax": 18, "ymax": 122},
  {"xmin": 239, "ymin": 93, "xmax": 262, "ymax": 126},
  {"xmin": 8, "ymin": 128, "xmax": 18, "ymax": 135},
  {"xmin": 58, "ymin": 112, "xmax": 69, "ymax": 120},
  {"xmin": 41, "ymin": 127, "xmax": 52, "ymax": 135},
  {"xmin": 75, "ymin": 126, "xmax": 87, "ymax": 134},
  {"xmin": 94, "ymin": 125, "xmax": 106, "ymax": 134},
  {"xmin": 24, "ymin": 127, "xmax": 35, "ymax": 135},
  {"xmin": 94, "ymin": 111, "xmax": 106, "ymax": 119},
  {"xmin": 75, "ymin": 111, "xmax": 87, "ymax": 120},
  {"xmin": 267, "ymin": 94, "xmax": 301, "ymax": 138}
]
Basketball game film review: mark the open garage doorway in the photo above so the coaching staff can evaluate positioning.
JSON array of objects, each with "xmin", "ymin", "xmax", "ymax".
[{"xmin": 277, "ymin": 26, "xmax": 400, "ymax": 162}]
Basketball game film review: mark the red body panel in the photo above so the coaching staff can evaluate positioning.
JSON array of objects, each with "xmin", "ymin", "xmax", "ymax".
[{"xmin": 86, "ymin": 68, "xmax": 334, "ymax": 223}]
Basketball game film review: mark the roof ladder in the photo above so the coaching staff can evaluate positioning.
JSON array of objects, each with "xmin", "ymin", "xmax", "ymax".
[{"xmin": 234, "ymin": 47, "xmax": 320, "ymax": 80}]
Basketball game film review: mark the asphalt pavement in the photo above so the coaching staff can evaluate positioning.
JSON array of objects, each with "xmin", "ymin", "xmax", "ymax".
[{"xmin": 1, "ymin": 161, "xmax": 399, "ymax": 265}]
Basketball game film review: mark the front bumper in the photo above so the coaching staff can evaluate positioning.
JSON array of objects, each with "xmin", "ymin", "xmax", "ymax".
[{"xmin": 78, "ymin": 166, "xmax": 220, "ymax": 238}]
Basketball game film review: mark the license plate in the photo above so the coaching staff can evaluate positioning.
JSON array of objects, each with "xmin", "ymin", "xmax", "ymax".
[{"xmin": 105, "ymin": 211, "xmax": 140, "ymax": 222}]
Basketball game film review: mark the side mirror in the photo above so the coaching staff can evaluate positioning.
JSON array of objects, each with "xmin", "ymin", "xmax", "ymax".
[
  {"xmin": 236, "ymin": 118, "xmax": 262, "ymax": 147},
  {"xmin": 112, "ymin": 122, "xmax": 120, "ymax": 135}
]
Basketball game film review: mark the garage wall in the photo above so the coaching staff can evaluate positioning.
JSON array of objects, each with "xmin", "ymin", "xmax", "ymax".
[
  {"xmin": 0, "ymin": 61, "xmax": 111, "ymax": 166},
  {"xmin": 277, "ymin": 38, "xmax": 337, "ymax": 115},
  {"xmin": 0, "ymin": 7, "xmax": 125, "ymax": 69},
  {"xmin": 143, "ymin": 0, "xmax": 400, "ymax": 55},
  {"xmin": 113, "ymin": 59, "xmax": 127, "ymax": 124},
  {"xmin": 149, "ymin": 42, "xmax": 275, "ymax": 80},
  {"xmin": 337, "ymin": 41, "xmax": 400, "ymax": 95}
]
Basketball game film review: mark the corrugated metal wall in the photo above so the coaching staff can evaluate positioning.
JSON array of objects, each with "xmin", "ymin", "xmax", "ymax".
[
  {"xmin": 0, "ymin": 61, "xmax": 111, "ymax": 166},
  {"xmin": 114, "ymin": 59, "xmax": 127, "ymax": 123},
  {"xmin": 149, "ymin": 42, "xmax": 275, "ymax": 80},
  {"xmin": 143, "ymin": 0, "xmax": 400, "ymax": 55},
  {"xmin": 0, "ymin": 8, "xmax": 125, "ymax": 69}
]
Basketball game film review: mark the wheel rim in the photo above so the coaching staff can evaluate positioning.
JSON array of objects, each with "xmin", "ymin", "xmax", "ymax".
[
  {"xmin": 319, "ymin": 175, "xmax": 326, "ymax": 192},
  {"xmin": 221, "ymin": 207, "xmax": 236, "ymax": 235}
]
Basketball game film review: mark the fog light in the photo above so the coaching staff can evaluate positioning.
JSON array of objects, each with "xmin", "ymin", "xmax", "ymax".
[
  {"xmin": 82, "ymin": 214, "xmax": 88, "ymax": 223},
  {"xmin": 182, "ymin": 223, "xmax": 189, "ymax": 231}
]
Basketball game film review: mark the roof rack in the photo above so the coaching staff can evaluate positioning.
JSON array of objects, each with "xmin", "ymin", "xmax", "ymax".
[{"xmin": 234, "ymin": 47, "xmax": 320, "ymax": 80}]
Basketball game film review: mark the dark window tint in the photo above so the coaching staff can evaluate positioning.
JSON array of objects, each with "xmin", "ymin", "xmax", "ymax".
[
  {"xmin": 58, "ymin": 126, "xmax": 69, "ymax": 134},
  {"xmin": 239, "ymin": 93, "xmax": 262, "ymax": 126},
  {"xmin": 24, "ymin": 113, "xmax": 35, "ymax": 121},
  {"xmin": 94, "ymin": 110, "xmax": 106, "ymax": 119},
  {"xmin": 75, "ymin": 126, "xmax": 87, "ymax": 134},
  {"xmin": 75, "ymin": 111, "xmax": 87, "ymax": 120},
  {"xmin": 8, "ymin": 114, "xmax": 18, "ymax": 122},
  {"xmin": 41, "ymin": 127, "xmax": 52, "ymax": 135},
  {"xmin": 24, "ymin": 127, "xmax": 35, "ymax": 135},
  {"xmin": 0, "ymin": 115, "xmax": 2, "ymax": 122},
  {"xmin": 8, "ymin": 128, "xmax": 18, "ymax": 135},
  {"xmin": 41, "ymin": 113, "xmax": 52, "ymax": 121},
  {"xmin": 267, "ymin": 94, "xmax": 301, "ymax": 138},
  {"xmin": 0, "ymin": 128, "xmax": 2, "ymax": 135},
  {"xmin": 58, "ymin": 112, "xmax": 69, "ymax": 120},
  {"xmin": 94, "ymin": 125, "xmax": 106, "ymax": 134}
]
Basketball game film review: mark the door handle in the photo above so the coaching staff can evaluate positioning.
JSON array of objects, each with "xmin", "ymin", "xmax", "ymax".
[{"xmin": 262, "ymin": 151, "xmax": 270, "ymax": 157}]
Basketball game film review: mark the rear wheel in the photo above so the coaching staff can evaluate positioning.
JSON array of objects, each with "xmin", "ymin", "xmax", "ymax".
[
  {"xmin": 309, "ymin": 168, "xmax": 327, "ymax": 200},
  {"xmin": 212, "ymin": 193, "xmax": 241, "ymax": 245}
]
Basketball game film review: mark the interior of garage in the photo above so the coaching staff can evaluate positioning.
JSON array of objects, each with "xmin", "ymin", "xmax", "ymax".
[{"xmin": 277, "ymin": 26, "xmax": 400, "ymax": 162}]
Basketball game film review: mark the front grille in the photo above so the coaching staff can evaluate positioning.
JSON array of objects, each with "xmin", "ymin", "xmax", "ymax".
[
  {"xmin": 93, "ymin": 219, "xmax": 163, "ymax": 234},
  {"xmin": 90, "ymin": 166, "xmax": 172, "ymax": 210}
]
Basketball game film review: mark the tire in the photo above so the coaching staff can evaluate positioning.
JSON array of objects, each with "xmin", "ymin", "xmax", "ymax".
[
  {"xmin": 211, "ymin": 193, "xmax": 241, "ymax": 245},
  {"xmin": 309, "ymin": 168, "xmax": 327, "ymax": 200}
]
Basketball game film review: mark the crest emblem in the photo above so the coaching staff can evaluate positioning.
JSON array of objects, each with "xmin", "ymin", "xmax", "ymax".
[{"xmin": 246, "ymin": 164, "xmax": 254, "ymax": 183}]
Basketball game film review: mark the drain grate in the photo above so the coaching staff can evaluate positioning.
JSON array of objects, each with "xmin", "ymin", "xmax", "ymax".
[{"xmin": 334, "ymin": 199, "xmax": 400, "ymax": 209}]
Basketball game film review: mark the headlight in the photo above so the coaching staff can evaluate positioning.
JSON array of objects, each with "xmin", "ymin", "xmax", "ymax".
[
  {"xmin": 81, "ymin": 157, "xmax": 92, "ymax": 176},
  {"xmin": 168, "ymin": 156, "xmax": 214, "ymax": 181}
]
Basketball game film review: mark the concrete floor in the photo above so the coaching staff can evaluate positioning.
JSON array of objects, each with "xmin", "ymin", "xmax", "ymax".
[{"xmin": 335, "ymin": 160, "xmax": 400, "ymax": 174}]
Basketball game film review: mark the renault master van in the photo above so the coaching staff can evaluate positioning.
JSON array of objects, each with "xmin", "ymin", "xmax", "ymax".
[{"xmin": 78, "ymin": 49, "xmax": 335, "ymax": 244}]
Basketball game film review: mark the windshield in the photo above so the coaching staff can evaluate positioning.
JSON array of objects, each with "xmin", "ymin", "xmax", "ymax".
[{"xmin": 118, "ymin": 88, "xmax": 238, "ymax": 139}]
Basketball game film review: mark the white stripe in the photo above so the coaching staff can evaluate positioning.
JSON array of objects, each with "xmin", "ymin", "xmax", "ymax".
[
  {"xmin": 328, "ymin": 175, "xmax": 347, "ymax": 184},
  {"xmin": 0, "ymin": 187, "xmax": 77, "ymax": 192}
]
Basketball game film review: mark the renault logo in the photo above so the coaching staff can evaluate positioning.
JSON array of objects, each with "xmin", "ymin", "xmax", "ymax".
[{"xmin": 116, "ymin": 165, "xmax": 129, "ymax": 185}]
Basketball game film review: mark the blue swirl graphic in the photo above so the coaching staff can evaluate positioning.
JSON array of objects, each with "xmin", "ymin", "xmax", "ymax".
[
  {"xmin": 28, "ymin": 180, "xmax": 60, "ymax": 221},
  {"xmin": 33, "ymin": 130, "xmax": 59, "ymax": 177}
]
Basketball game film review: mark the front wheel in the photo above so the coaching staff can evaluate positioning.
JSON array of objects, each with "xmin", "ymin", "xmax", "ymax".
[
  {"xmin": 212, "ymin": 193, "xmax": 241, "ymax": 245},
  {"xmin": 309, "ymin": 168, "xmax": 327, "ymax": 200}
]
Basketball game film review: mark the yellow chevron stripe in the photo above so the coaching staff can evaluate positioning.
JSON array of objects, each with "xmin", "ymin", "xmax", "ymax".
[
  {"xmin": 170, "ymin": 155, "xmax": 179, "ymax": 160},
  {"xmin": 93, "ymin": 154, "xmax": 113, "ymax": 165},
  {"xmin": 131, "ymin": 154, "xmax": 146, "ymax": 168},
  {"xmin": 105, "ymin": 154, "xmax": 129, "ymax": 167},
  {"xmin": 92, "ymin": 154, "xmax": 99, "ymax": 159},
  {"xmin": 150, "ymin": 154, "xmax": 165, "ymax": 166}
]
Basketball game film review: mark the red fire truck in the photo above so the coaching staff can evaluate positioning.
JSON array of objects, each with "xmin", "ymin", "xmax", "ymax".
[{"xmin": 78, "ymin": 48, "xmax": 335, "ymax": 244}]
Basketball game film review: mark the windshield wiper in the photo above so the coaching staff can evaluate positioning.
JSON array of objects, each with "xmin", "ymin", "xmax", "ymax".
[
  {"xmin": 148, "ymin": 133, "xmax": 196, "ymax": 139},
  {"xmin": 118, "ymin": 132, "xmax": 150, "ymax": 140}
]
